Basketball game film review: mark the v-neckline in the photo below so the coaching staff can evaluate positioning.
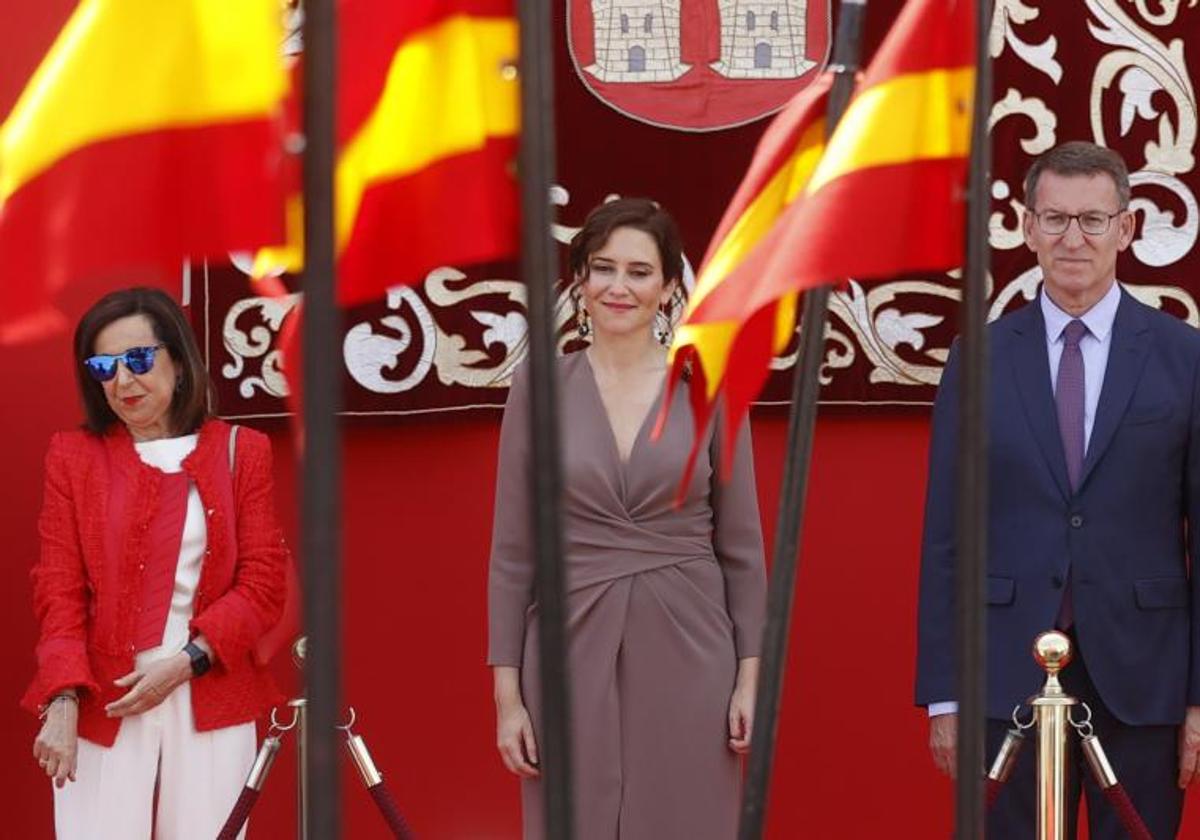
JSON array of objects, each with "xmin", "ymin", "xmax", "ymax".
[{"xmin": 581, "ymin": 351, "xmax": 664, "ymax": 470}]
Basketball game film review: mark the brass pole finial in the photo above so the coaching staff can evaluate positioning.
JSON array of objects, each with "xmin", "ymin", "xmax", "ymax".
[{"xmin": 1033, "ymin": 631, "xmax": 1072, "ymax": 697}]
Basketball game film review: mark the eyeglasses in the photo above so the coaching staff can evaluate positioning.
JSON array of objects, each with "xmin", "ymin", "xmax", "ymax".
[
  {"xmin": 83, "ymin": 344, "xmax": 165, "ymax": 382},
  {"xmin": 1032, "ymin": 209, "xmax": 1124, "ymax": 236}
]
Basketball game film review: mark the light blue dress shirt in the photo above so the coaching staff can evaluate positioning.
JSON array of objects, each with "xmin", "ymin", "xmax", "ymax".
[{"xmin": 927, "ymin": 281, "xmax": 1121, "ymax": 718}]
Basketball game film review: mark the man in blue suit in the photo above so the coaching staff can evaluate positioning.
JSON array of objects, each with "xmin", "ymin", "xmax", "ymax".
[{"xmin": 916, "ymin": 141, "xmax": 1200, "ymax": 836}]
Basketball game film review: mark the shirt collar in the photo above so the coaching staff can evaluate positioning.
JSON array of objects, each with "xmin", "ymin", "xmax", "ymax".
[{"xmin": 1040, "ymin": 280, "xmax": 1121, "ymax": 343}]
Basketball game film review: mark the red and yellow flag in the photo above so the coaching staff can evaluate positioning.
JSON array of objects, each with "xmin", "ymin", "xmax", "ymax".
[
  {"xmin": 661, "ymin": 72, "xmax": 834, "ymax": 480},
  {"xmin": 254, "ymin": 0, "xmax": 520, "ymax": 307},
  {"xmin": 0, "ymin": 0, "xmax": 289, "ymax": 343},
  {"xmin": 667, "ymin": 0, "xmax": 975, "ymax": 471}
]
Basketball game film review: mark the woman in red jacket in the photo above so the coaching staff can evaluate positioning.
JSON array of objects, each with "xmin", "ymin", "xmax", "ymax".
[{"xmin": 24, "ymin": 287, "xmax": 289, "ymax": 839}]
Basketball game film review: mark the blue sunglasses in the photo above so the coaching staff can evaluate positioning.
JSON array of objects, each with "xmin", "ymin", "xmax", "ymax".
[{"xmin": 83, "ymin": 344, "xmax": 166, "ymax": 382}]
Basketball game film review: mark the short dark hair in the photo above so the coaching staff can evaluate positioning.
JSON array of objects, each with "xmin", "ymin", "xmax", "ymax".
[
  {"xmin": 73, "ymin": 287, "xmax": 213, "ymax": 436},
  {"xmin": 568, "ymin": 197, "xmax": 685, "ymax": 285},
  {"xmin": 1023, "ymin": 141, "xmax": 1131, "ymax": 211}
]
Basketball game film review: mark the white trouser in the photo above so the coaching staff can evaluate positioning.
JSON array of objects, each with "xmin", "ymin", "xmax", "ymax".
[{"xmin": 53, "ymin": 681, "xmax": 256, "ymax": 840}]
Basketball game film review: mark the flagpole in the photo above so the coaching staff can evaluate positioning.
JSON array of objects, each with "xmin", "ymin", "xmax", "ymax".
[
  {"xmin": 737, "ymin": 2, "xmax": 867, "ymax": 838},
  {"xmin": 516, "ymin": 0, "xmax": 573, "ymax": 837},
  {"xmin": 955, "ymin": 0, "xmax": 993, "ymax": 835},
  {"xmin": 300, "ymin": 0, "xmax": 342, "ymax": 837}
]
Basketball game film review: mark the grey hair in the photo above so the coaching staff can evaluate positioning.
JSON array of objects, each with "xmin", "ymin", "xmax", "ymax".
[{"xmin": 1023, "ymin": 141, "xmax": 1131, "ymax": 211}]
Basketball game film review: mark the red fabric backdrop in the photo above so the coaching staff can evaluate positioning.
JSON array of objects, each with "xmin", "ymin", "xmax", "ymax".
[
  {"xmin": 200, "ymin": 1, "xmax": 1200, "ymax": 422},
  {"xmin": 4, "ymin": 2, "xmax": 1200, "ymax": 838}
]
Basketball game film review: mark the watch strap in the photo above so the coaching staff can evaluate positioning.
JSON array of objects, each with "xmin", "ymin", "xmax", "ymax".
[{"xmin": 183, "ymin": 641, "xmax": 212, "ymax": 677}]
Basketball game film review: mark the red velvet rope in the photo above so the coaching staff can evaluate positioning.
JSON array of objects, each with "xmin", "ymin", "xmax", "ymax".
[
  {"xmin": 985, "ymin": 776, "xmax": 1004, "ymax": 812},
  {"xmin": 216, "ymin": 786, "xmax": 261, "ymax": 840},
  {"xmin": 1100, "ymin": 783, "xmax": 1153, "ymax": 840},
  {"xmin": 368, "ymin": 781, "xmax": 417, "ymax": 839}
]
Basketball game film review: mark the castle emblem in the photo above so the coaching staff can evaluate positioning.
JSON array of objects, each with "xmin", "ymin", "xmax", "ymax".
[
  {"xmin": 569, "ymin": 0, "xmax": 828, "ymax": 130},
  {"xmin": 712, "ymin": 1, "xmax": 817, "ymax": 79}
]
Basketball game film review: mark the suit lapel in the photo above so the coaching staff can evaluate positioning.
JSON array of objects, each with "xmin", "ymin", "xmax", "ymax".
[
  {"xmin": 1008, "ymin": 301, "xmax": 1072, "ymax": 502},
  {"xmin": 1078, "ymin": 290, "xmax": 1153, "ymax": 490}
]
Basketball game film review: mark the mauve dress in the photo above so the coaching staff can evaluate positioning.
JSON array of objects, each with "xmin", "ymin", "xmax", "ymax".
[{"xmin": 488, "ymin": 351, "xmax": 767, "ymax": 840}]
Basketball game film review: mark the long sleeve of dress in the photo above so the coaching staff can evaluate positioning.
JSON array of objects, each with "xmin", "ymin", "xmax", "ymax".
[
  {"xmin": 711, "ymin": 416, "xmax": 767, "ymax": 658},
  {"xmin": 487, "ymin": 365, "xmax": 534, "ymax": 667}
]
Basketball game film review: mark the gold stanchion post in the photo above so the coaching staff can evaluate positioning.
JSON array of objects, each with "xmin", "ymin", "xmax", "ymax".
[
  {"xmin": 238, "ymin": 636, "xmax": 413, "ymax": 838},
  {"xmin": 1030, "ymin": 631, "xmax": 1077, "ymax": 840},
  {"xmin": 292, "ymin": 637, "xmax": 310, "ymax": 840}
]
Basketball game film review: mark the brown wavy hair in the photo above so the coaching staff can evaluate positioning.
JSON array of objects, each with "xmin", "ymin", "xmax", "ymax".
[{"xmin": 568, "ymin": 197, "xmax": 685, "ymax": 285}]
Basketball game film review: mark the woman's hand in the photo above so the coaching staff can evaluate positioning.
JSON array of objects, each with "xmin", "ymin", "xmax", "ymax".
[
  {"xmin": 105, "ymin": 653, "xmax": 191, "ymax": 718},
  {"xmin": 34, "ymin": 694, "xmax": 79, "ymax": 788},
  {"xmin": 493, "ymin": 666, "xmax": 539, "ymax": 778},
  {"xmin": 496, "ymin": 701, "xmax": 540, "ymax": 778},
  {"xmin": 728, "ymin": 657, "xmax": 760, "ymax": 755}
]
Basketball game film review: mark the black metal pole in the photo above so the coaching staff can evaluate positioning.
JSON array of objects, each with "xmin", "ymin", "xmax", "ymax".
[
  {"xmin": 301, "ymin": 0, "xmax": 341, "ymax": 837},
  {"xmin": 737, "ymin": 3, "xmax": 867, "ymax": 838},
  {"xmin": 954, "ymin": 0, "xmax": 992, "ymax": 836},
  {"xmin": 516, "ymin": 1, "xmax": 572, "ymax": 838}
]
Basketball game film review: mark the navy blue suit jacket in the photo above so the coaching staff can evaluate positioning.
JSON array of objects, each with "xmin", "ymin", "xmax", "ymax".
[{"xmin": 915, "ymin": 288, "xmax": 1200, "ymax": 725}]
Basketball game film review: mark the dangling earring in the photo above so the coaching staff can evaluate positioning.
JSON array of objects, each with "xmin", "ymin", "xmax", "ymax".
[
  {"xmin": 654, "ymin": 306, "xmax": 672, "ymax": 347},
  {"xmin": 573, "ymin": 288, "xmax": 591, "ymax": 339},
  {"xmin": 654, "ymin": 285, "xmax": 682, "ymax": 347}
]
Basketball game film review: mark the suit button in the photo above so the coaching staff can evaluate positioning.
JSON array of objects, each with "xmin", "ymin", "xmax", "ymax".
[
  {"xmin": 1069, "ymin": 514, "xmax": 1084, "ymax": 528},
  {"xmin": 1052, "ymin": 574, "xmax": 1064, "ymax": 588}
]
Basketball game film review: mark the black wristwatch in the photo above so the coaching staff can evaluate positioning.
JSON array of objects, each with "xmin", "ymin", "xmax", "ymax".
[{"xmin": 183, "ymin": 641, "xmax": 212, "ymax": 678}]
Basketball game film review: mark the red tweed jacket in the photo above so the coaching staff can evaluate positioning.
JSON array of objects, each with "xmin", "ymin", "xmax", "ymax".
[{"xmin": 22, "ymin": 419, "xmax": 288, "ymax": 746}]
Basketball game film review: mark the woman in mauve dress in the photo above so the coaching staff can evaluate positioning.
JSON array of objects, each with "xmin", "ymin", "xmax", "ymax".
[{"xmin": 488, "ymin": 198, "xmax": 767, "ymax": 839}]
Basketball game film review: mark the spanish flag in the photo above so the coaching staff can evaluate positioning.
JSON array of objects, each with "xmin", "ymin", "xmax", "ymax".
[
  {"xmin": 0, "ymin": 0, "xmax": 289, "ymax": 343},
  {"xmin": 253, "ymin": 0, "xmax": 520, "ymax": 306},
  {"xmin": 667, "ymin": 0, "xmax": 975, "ymax": 472},
  {"xmin": 661, "ymin": 72, "xmax": 834, "ymax": 481}
]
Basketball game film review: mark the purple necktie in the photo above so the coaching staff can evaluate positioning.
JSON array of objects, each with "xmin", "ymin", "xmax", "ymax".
[
  {"xmin": 1055, "ymin": 318, "xmax": 1087, "ymax": 628},
  {"xmin": 1056, "ymin": 319, "xmax": 1088, "ymax": 491}
]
